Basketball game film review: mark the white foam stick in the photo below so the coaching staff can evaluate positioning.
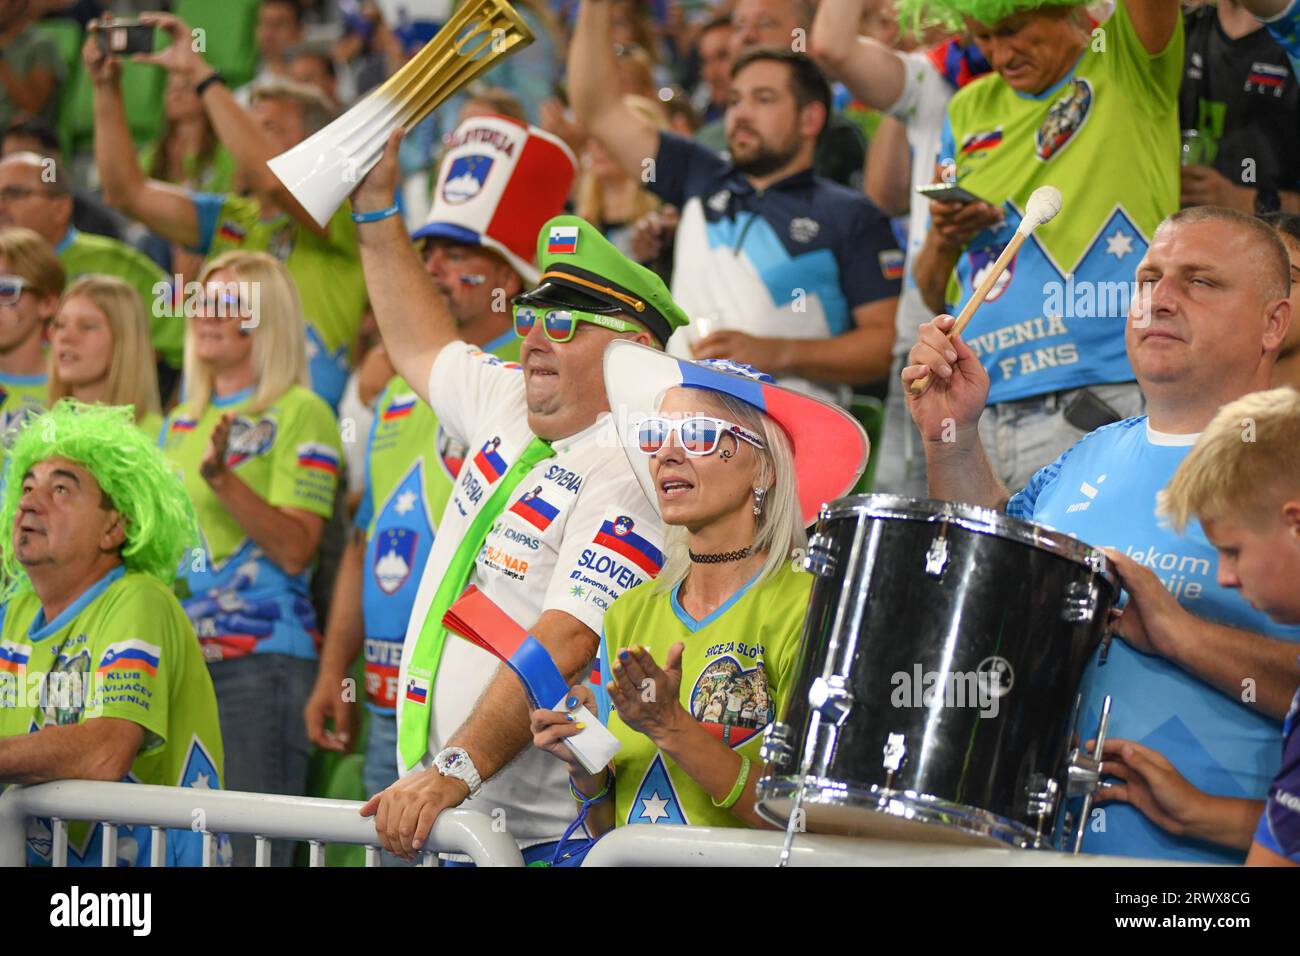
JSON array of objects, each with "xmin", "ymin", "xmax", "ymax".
[
  {"xmin": 554, "ymin": 696, "xmax": 620, "ymax": 776},
  {"xmin": 910, "ymin": 185, "xmax": 1064, "ymax": 394},
  {"xmin": 267, "ymin": 0, "xmax": 533, "ymax": 227}
]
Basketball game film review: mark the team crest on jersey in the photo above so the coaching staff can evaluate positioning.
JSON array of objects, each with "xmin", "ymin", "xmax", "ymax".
[
  {"xmin": 968, "ymin": 240, "xmax": 1015, "ymax": 301},
  {"xmin": 442, "ymin": 154, "xmax": 494, "ymax": 203},
  {"xmin": 1036, "ymin": 77, "xmax": 1092, "ymax": 161},
  {"xmin": 226, "ymin": 417, "xmax": 277, "ymax": 467},
  {"xmin": 42, "ymin": 648, "xmax": 92, "ymax": 728},
  {"xmin": 690, "ymin": 656, "xmax": 772, "ymax": 748},
  {"xmin": 789, "ymin": 216, "xmax": 820, "ymax": 243},
  {"xmin": 707, "ymin": 189, "xmax": 731, "ymax": 213},
  {"xmin": 373, "ymin": 527, "xmax": 418, "ymax": 595}
]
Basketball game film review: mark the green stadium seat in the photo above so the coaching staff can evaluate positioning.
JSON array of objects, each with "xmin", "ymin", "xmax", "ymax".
[
  {"xmin": 32, "ymin": 18, "xmax": 83, "ymax": 78},
  {"xmin": 59, "ymin": 59, "xmax": 165, "ymax": 158},
  {"xmin": 850, "ymin": 395, "xmax": 885, "ymax": 495},
  {"xmin": 175, "ymin": 0, "xmax": 262, "ymax": 89}
]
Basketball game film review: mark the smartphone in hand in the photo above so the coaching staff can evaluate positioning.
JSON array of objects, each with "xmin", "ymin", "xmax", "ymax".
[
  {"xmin": 97, "ymin": 22, "xmax": 156, "ymax": 57},
  {"xmin": 916, "ymin": 182, "xmax": 990, "ymax": 205}
]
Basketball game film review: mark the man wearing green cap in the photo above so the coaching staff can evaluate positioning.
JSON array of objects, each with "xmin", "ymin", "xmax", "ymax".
[{"xmin": 350, "ymin": 131, "xmax": 689, "ymax": 863}]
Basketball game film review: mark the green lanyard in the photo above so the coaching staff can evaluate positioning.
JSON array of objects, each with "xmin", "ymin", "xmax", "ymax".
[{"xmin": 397, "ymin": 435, "xmax": 556, "ymax": 772}]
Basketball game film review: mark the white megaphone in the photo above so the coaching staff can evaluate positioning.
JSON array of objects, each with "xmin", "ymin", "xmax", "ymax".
[{"xmin": 267, "ymin": 0, "xmax": 533, "ymax": 228}]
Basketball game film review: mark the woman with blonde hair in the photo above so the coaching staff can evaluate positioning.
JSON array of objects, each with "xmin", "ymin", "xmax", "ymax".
[
  {"xmin": 49, "ymin": 275, "xmax": 164, "ymax": 439},
  {"xmin": 0, "ymin": 228, "xmax": 63, "ymax": 444},
  {"xmin": 159, "ymin": 250, "xmax": 343, "ymax": 867},
  {"xmin": 531, "ymin": 342, "xmax": 867, "ymax": 860},
  {"xmin": 574, "ymin": 95, "xmax": 669, "ymax": 258}
]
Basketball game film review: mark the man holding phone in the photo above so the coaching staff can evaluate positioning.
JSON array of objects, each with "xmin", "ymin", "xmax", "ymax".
[{"xmin": 909, "ymin": 0, "xmax": 1183, "ymax": 491}]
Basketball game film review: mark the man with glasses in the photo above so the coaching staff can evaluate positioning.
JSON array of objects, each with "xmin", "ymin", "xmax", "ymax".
[
  {"xmin": 0, "ymin": 153, "xmax": 182, "ymax": 374},
  {"xmin": 350, "ymin": 129, "xmax": 688, "ymax": 863},
  {"xmin": 303, "ymin": 116, "xmax": 576, "ymax": 860}
]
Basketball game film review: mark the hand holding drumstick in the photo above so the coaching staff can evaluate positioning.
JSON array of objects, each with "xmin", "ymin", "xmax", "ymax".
[{"xmin": 907, "ymin": 186, "xmax": 1064, "ymax": 396}]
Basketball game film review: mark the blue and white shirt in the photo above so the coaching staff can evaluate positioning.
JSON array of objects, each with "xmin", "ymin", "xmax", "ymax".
[
  {"xmin": 1007, "ymin": 416, "xmax": 1300, "ymax": 863},
  {"xmin": 648, "ymin": 133, "xmax": 902, "ymax": 406}
]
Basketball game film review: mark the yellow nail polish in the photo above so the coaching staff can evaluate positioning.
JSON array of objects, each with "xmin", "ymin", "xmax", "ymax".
[{"xmin": 576, "ymin": 722, "xmax": 587, "ymax": 730}]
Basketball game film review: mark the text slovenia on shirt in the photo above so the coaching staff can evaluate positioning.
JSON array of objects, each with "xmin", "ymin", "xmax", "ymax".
[
  {"xmin": 1008, "ymin": 418, "xmax": 1300, "ymax": 863},
  {"xmin": 940, "ymin": 0, "xmax": 1182, "ymax": 405},
  {"xmin": 394, "ymin": 342, "xmax": 664, "ymax": 850},
  {"xmin": 355, "ymin": 331, "xmax": 521, "ymax": 713}
]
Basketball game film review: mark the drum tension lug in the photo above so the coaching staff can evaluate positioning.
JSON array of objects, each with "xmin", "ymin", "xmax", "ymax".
[
  {"xmin": 760, "ymin": 722, "xmax": 794, "ymax": 768},
  {"xmin": 808, "ymin": 675, "xmax": 854, "ymax": 725}
]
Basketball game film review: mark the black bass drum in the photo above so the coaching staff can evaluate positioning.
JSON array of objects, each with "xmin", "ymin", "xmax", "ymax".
[{"xmin": 756, "ymin": 495, "xmax": 1118, "ymax": 850}]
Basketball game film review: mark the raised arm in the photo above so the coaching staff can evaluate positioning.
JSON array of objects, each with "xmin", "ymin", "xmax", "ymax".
[
  {"xmin": 809, "ymin": 0, "xmax": 908, "ymax": 112},
  {"xmin": 903, "ymin": 314, "xmax": 1010, "ymax": 510},
  {"xmin": 135, "ymin": 12, "xmax": 328, "ymax": 237},
  {"xmin": 1127, "ymin": 0, "xmax": 1182, "ymax": 54},
  {"xmin": 568, "ymin": 0, "xmax": 662, "ymax": 181},
  {"xmin": 85, "ymin": 26, "xmax": 200, "ymax": 248},
  {"xmin": 350, "ymin": 130, "xmax": 459, "ymax": 405}
]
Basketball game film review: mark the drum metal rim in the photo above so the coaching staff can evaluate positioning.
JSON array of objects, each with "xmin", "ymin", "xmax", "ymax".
[
  {"xmin": 756, "ymin": 774, "xmax": 1050, "ymax": 851},
  {"xmin": 822, "ymin": 493, "xmax": 1118, "ymax": 588}
]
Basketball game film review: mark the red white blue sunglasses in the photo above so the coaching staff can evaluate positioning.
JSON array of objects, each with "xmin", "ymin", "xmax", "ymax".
[{"xmin": 634, "ymin": 416, "xmax": 765, "ymax": 457}]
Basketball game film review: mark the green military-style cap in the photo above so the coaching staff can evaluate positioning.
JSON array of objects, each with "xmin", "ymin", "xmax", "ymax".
[{"xmin": 516, "ymin": 214, "xmax": 690, "ymax": 346}]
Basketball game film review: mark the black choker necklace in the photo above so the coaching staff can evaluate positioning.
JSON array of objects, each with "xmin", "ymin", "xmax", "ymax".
[{"xmin": 688, "ymin": 546, "xmax": 753, "ymax": 564}]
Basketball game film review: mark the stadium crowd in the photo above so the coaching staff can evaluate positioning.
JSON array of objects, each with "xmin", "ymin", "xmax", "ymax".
[{"xmin": 0, "ymin": 0, "xmax": 1297, "ymax": 868}]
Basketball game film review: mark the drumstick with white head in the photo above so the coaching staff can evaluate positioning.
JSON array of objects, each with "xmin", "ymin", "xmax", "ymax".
[{"xmin": 909, "ymin": 185, "xmax": 1064, "ymax": 394}]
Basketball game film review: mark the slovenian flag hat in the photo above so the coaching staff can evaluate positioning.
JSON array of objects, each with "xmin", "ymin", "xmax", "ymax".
[
  {"xmin": 411, "ymin": 115, "xmax": 577, "ymax": 285},
  {"xmin": 602, "ymin": 340, "xmax": 869, "ymax": 524}
]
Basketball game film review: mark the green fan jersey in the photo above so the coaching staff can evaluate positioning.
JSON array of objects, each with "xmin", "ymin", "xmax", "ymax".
[
  {"xmin": 160, "ymin": 385, "xmax": 342, "ymax": 661},
  {"xmin": 191, "ymin": 192, "xmax": 368, "ymax": 409},
  {"xmin": 939, "ymin": 0, "xmax": 1183, "ymax": 404},
  {"xmin": 0, "ymin": 369, "xmax": 46, "ymax": 447},
  {"xmin": 354, "ymin": 331, "xmax": 519, "ymax": 713},
  {"xmin": 56, "ymin": 228, "xmax": 185, "ymax": 370},
  {"xmin": 0, "ymin": 567, "xmax": 227, "ymax": 866},
  {"xmin": 137, "ymin": 409, "xmax": 164, "ymax": 445},
  {"xmin": 596, "ymin": 560, "xmax": 812, "ymax": 829}
]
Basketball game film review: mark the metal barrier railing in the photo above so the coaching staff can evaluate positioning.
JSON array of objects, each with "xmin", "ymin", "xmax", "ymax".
[
  {"xmin": 0, "ymin": 781, "xmax": 524, "ymax": 867},
  {"xmin": 581, "ymin": 824, "xmax": 1203, "ymax": 867}
]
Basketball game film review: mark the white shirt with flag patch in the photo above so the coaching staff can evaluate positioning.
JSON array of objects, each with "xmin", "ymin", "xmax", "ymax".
[{"xmin": 395, "ymin": 341, "xmax": 663, "ymax": 849}]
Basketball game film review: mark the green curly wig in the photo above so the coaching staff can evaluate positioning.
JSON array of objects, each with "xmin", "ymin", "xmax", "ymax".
[
  {"xmin": 895, "ymin": 0, "xmax": 1086, "ymax": 32},
  {"xmin": 0, "ymin": 400, "xmax": 197, "ymax": 593}
]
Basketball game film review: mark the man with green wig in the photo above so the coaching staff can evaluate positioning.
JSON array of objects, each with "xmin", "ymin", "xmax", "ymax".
[
  {"xmin": 0, "ymin": 401, "xmax": 229, "ymax": 867},
  {"xmin": 904, "ymin": 0, "xmax": 1181, "ymax": 491}
]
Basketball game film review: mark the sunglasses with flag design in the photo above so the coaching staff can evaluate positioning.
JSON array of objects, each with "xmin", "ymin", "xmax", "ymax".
[
  {"xmin": 634, "ymin": 416, "xmax": 766, "ymax": 457},
  {"xmin": 512, "ymin": 303, "xmax": 642, "ymax": 343}
]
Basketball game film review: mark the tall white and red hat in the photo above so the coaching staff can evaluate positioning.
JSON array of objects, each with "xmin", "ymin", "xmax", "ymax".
[{"xmin": 411, "ymin": 115, "xmax": 577, "ymax": 284}]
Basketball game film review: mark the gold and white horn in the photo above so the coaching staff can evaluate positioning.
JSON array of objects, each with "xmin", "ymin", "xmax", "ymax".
[{"xmin": 268, "ymin": 0, "xmax": 534, "ymax": 227}]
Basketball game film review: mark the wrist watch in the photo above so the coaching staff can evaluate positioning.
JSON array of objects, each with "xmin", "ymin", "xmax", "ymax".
[{"xmin": 432, "ymin": 747, "xmax": 481, "ymax": 797}]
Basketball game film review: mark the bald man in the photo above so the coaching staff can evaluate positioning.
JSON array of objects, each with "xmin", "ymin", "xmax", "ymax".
[{"xmin": 906, "ymin": 205, "xmax": 1300, "ymax": 863}]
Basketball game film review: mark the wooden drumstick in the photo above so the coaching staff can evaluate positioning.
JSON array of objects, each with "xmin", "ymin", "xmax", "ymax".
[{"xmin": 909, "ymin": 185, "xmax": 1064, "ymax": 395}]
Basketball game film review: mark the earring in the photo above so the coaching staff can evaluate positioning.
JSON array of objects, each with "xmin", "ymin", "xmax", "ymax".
[{"xmin": 752, "ymin": 486, "xmax": 768, "ymax": 516}]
